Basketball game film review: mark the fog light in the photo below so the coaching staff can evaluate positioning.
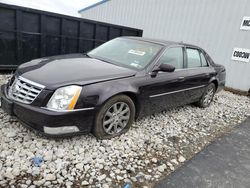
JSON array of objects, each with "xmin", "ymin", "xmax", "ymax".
[{"xmin": 44, "ymin": 126, "xmax": 80, "ymax": 135}]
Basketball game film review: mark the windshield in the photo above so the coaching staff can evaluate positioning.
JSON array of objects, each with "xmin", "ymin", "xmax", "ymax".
[{"xmin": 87, "ymin": 38, "xmax": 162, "ymax": 70}]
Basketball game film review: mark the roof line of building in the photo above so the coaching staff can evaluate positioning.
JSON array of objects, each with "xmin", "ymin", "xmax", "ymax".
[{"xmin": 78, "ymin": 0, "xmax": 109, "ymax": 13}]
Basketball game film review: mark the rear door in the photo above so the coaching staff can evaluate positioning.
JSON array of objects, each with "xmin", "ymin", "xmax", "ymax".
[{"xmin": 183, "ymin": 47, "xmax": 216, "ymax": 102}]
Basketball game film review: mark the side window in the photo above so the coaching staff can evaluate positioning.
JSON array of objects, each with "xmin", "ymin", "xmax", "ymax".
[
  {"xmin": 200, "ymin": 52, "xmax": 208, "ymax": 67},
  {"xmin": 186, "ymin": 48, "xmax": 201, "ymax": 68},
  {"xmin": 158, "ymin": 47, "xmax": 184, "ymax": 69}
]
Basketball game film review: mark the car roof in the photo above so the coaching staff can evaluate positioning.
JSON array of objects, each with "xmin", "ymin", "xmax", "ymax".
[{"xmin": 122, "ymin": 36, "xmax": 200, "ymax": 49}]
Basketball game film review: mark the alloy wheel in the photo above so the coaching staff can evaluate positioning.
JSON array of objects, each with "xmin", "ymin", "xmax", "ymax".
[
  {"xmin": 102, "ymin": 102, "xmax": 130, "ymax": 135},
  {"xmin": 203, "ymin": 87, "xmax": 214, "ymax": 106}
]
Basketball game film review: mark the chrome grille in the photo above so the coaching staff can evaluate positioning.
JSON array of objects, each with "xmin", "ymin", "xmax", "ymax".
[{"xmin": 8, "ymin": 76, "xmax": 45, "ymax": 104}]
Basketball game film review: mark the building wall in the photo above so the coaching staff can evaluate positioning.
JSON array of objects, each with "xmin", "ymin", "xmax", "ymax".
[{"xmin": 80, "ymin": 0, "xmax": 250, "ymax": 92}]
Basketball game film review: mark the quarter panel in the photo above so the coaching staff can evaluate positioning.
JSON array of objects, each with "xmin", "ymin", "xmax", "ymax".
[{"xmin": 184, "ymin": 67, "xmax": 216, "ymax": 100}]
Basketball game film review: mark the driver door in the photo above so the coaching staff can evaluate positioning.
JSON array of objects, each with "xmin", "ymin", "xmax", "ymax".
[{"xmin": 139, "ymin": 46, "xmax": 191, "ymax": 116}]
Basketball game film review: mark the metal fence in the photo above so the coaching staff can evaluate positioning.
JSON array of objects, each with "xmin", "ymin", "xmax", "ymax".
[{"xmin": 0, "ymin": 3, "xmax": 143, "ymax": 70}]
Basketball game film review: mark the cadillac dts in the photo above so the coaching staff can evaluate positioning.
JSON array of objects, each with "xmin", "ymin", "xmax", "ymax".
[{"xmin": 0, "ymin": 37, "xmax": 226, "ymax": 139}]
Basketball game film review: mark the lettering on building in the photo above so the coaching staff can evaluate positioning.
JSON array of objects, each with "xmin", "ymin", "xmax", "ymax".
[
  {"xmin": 232, "ymin": 48, "xmax": 250, "ymax": 63},
  {"xmin": 240, "ymin": 17, "xmax": 250, "ymax": 30}
]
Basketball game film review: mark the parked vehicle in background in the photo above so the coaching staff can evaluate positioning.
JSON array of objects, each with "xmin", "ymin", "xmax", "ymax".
[{"xmin": 0, "ymin": 37, "xmax": 226, "ymax": 139}]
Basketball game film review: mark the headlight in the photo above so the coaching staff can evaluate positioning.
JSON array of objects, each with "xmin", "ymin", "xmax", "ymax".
[{"xmin": 47, "ymin": 85, "xmax": 82, "ymax": 111}]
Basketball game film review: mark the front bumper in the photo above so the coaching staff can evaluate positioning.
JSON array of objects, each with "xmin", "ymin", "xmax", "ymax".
[{"xmin": 0, "ymin": 84, "xmax": 95, "ymax": 137}]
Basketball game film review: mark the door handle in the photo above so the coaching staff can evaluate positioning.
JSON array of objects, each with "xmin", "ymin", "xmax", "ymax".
[
  {"xmin": 204, "ymin": 73, "xmax": 210, "ymax": 78},
  {"xmin": 178, "ymin": 76, "xmax": 185, "ymax": 81}
]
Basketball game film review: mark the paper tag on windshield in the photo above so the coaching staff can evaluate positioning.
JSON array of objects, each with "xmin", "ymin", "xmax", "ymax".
[
  {"xmin": 128, "ymin": 49, "xmax": 146, "ymax": 56},
  {"xmin": 130, "ymin": 62, "xmax": 139, "ymax": 67}
]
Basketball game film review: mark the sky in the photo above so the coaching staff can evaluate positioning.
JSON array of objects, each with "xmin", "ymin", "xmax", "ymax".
[{"xmin": 0, "ymin": 0, "xmax": 101, "ymax": 17}]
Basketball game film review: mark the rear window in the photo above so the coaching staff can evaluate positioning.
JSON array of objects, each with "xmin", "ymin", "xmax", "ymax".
[
  {"xmin": 187, "ymin": 48, "xmax": 201, "ymax": 68},
  {"xmin": 186, "ymin": 48, "xmax": 209, "ymax": 68},
  {"xmin": 200, "ymin": 52, "xmax": 208, "ymax": 67}
]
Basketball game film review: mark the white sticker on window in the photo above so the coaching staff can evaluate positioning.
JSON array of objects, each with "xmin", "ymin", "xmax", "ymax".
[
  {"xmin": 128, "ymin": 49, "xmax": 146, "ymax": 56},
  {"xmin": 130, "ymin": 63, "xmax": 140, "ymax": 67}
]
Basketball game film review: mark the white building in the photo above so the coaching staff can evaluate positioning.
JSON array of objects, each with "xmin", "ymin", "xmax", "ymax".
[{"xmin": 79, "ymin": 0, "xmax": 250, "ymax": 93}]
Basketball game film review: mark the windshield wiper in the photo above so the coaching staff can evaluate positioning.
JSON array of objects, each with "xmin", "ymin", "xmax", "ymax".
[
  {"xmin": 84, "ymin": 54, "xmax": 118, "ymax": 66},
  {"xmin": 92, "ymin": 56, "xmax": 116, "ymax": 65},
  {"xmin": 84, "ymin": 53, "xmax": 92, "ymax": 58}
]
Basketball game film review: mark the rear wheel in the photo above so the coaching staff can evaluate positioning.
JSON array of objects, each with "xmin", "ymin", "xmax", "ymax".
[
  {"xmin": 196, "ymin": 83, "xmax": 216, "ymax": 108},
  {"xmin": 93, "ymin": 95, "xmax": 135, "ymax": 139}
]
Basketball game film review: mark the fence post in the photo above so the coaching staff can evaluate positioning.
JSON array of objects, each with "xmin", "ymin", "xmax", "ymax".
[
  {"xmin": 40, "ymin": 14, "xmax": 46, "ymax": 57},
  {"xmin": 15, "ymin": 10, "xmax": 22, "ymax": 64}
]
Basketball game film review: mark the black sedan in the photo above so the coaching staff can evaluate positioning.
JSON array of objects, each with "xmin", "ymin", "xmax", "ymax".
[{"xmin": 0, "ymin": 37, "xmax": 226, "ymax": 139}]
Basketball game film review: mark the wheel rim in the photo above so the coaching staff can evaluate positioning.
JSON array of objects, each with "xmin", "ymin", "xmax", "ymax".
[
  {"xmin": 203, "ymin": 87, "xmax": 214, "ymax": 105},
  {"xmin": 103, "ymin": 102, "xmax": 130, "ymax": 135}
]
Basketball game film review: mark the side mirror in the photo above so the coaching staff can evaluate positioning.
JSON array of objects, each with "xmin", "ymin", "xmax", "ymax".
[
  {"xmin": 151, "ymin": 64, "xmax": 175, "ymax": 77},
  {"xmin": 158, "ymin": 64, "xmax": 175, "ymax": 72}
]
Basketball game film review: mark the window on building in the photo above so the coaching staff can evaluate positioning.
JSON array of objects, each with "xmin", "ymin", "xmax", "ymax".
[{"xmin": 159, "ymin": 47, "xmax": 184, "ymax": 69}]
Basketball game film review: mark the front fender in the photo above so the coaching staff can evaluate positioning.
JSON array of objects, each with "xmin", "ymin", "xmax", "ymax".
[
  {"xmin": 97, "ymin": 82, "xmax": 139, "ymax": 106},
  {"xmin": 82, "ymin": 79, "xmax": 139, "ymax": 108}
]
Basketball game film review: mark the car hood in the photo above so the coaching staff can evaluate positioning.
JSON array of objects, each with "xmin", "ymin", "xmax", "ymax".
[{"xmin": 17, "ymin": 54, "xmax": 137, "ymax": 90}]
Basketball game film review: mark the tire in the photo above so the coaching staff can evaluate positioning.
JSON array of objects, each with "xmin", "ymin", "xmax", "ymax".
[
  {"xmin": 93, "ymin": 95, "xmax": 135, "ymax": 139},
  {"xmin": 196, "ymin": 83, "xmax": 216, "ymax": 108}
]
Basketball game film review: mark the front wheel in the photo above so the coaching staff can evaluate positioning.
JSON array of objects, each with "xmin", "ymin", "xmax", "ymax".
[
  {"xmin": 93, "ymin": 95, "xmax": 135, "ymax": 139},
  {"xmin": 196, "ymin": 83, "xmax": 216, "ymax": 108}
]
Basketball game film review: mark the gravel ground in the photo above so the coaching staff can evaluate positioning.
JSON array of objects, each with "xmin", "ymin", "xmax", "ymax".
[{"xmin": 0, "ymin": 73, "xmax": 249, "ymax": 188}]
